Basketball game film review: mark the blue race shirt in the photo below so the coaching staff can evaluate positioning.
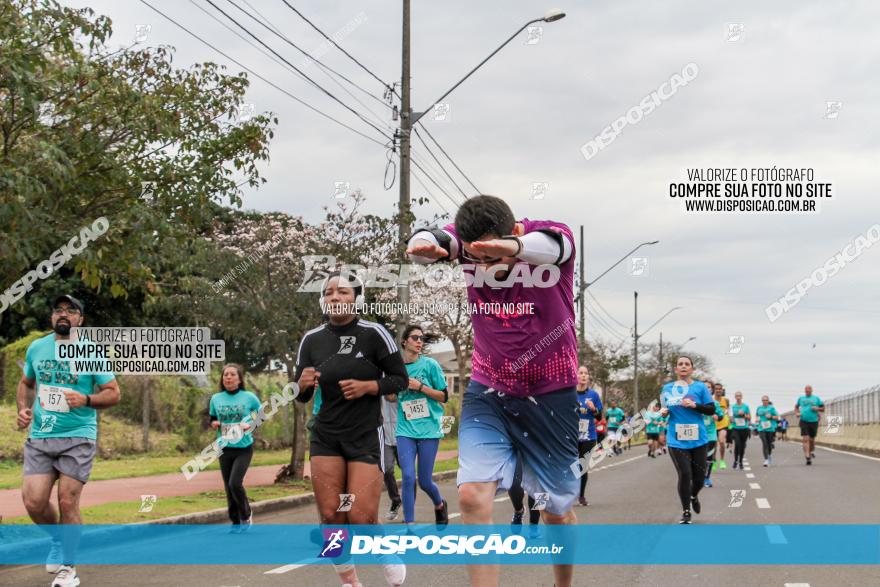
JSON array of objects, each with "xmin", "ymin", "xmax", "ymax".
[
  {"xmin": 576, "ymin": 388, "xmax": 603, "ymax": 441},
  {"xmin": 660, "ymin": 380, "xmax": 713, "ymax": 449}
]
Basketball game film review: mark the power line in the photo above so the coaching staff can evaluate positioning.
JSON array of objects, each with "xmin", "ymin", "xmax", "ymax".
[
  {"xmin": 411, "ymin": 158, "xmax": 466, "ymax": 212},
  {"xmin": 410, "ymin": 146, "xmax": 467, "ymax": 205},
  {"xmin": 277, "ymin": 2, "xmax": 481, "ymax": 197},
  {"xmin": 410, "ymin": 167, "xmax": 451, "ymax": 218},
  {"xmin": 203, "ymin": 0, "xmax": 392, "ymax": 141},
  {"xmin": 413, "ymin": 127, "xmax": 468, "ymax": 200},
  {"xmin": 416, "ymin": 125, "xmax": 480, "ymax": 195},
  {"xmin": 588, "ymin": 289, "xmax": 630, "ymax": 330},
  {"xmin": 139, "ymin": 0, "xmax": 388, "ymax": 147},
  {"xmin": 410, "ymin": 152, "xmax": 462, "ymax": 209},
  {"xmin": 278, "ymin": 0, "xmax": 390, "ymax": 90},
  {"xmin": 220, "ymin": 0, "xmax": 390, "ymax": 111}
]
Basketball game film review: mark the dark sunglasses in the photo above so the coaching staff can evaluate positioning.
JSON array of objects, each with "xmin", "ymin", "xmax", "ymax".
[{"xmin": 408, "ymin": 335, "xmax": 424, "ymax": 342}]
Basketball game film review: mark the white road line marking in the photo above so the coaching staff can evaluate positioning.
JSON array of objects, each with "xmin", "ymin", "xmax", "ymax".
[
  {"xmin": 746, "ymin": 473, "xmax": 755, "ymax": 478},
  {"xmin": 749, "ymin": 483, "xmax": 761, "ymax": 489},
  {"xmin": 756, "ymin": 498, "xmax": 771, "ymax": 509},
  {"xmin": 493, "ymin": 497, "xmax": 508, "ymax": 502},
  {"xmin": 744, "ymin": 467, "xmax": 752, "ymax": 471},
  {"xmin": 784, "ymin": 583, "xmax": 810, "ymax": 586},
  {"xmin": 814, "ymin": 445, "xmax": 880, "ymax": 462},
  {"xmin": 265, "ymin": 562, "xmax": 310, "ymax": 574},
  {"xmin": 449, "ymin": 512, "xmax": 461, "ymax": 519}
]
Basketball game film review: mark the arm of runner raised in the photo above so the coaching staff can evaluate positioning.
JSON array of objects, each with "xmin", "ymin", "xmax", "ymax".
[
  {"xmin": 514, "ymin": 229, "xmax": 574, "ymax": 265},
  {"xmin": 407, "ymin": 229, "xmax": 457, "ymax": 263}
]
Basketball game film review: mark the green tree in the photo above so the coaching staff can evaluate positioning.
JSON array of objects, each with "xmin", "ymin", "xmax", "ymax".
[{"xmin": 0, "ymin": 0, "xmax": 276, "ymax": 328}]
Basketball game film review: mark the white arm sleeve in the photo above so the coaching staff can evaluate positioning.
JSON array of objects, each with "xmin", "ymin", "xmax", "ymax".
[
  {"xmin": 407, "ymin": 230, "xmax": 459, "ymax": 264},
  {"xmin": 517, "ymin": 231, "xmax": 573, "ymax": 265}
]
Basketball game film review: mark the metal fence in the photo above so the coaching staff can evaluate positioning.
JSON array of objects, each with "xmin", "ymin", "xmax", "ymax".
[{"xmin": 782, "ymin": 384, "xmax": 880, "ymax": 426}]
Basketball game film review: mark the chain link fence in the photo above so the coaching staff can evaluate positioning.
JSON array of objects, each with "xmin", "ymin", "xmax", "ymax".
[{"xmin": 782, "ymin": 384, "xmax": 880, "ymax": 426}]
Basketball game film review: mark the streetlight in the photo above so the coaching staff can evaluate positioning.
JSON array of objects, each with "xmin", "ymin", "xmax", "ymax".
[
  {"xmin": 659, "ymin": 334, "xmax": 695, "ymax": 377},
  {"xmin": 397, "ymin": 6, "xmax": 567, "ymax": 334},
  {"xmin": 633, "ymin": 295, "xmax": 682, "ymax": 414},
  {"xmin": 575, "ymin": 239, "xmax": 659, "ymax": 358},
  {"xmin": 681, "ymin": 336, "xmax": 697, "ymax": 348}
]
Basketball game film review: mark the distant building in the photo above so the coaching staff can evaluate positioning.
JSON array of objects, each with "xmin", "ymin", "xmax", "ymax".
[{"xmin": 430, "ymin": 350, "xmax": 471, "ymax": 395}]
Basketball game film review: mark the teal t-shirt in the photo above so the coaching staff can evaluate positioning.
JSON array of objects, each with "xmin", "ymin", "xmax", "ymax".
[
  {"xmin": 606, "ymin": 407, "xmax": 625, "ymax": 429},
  {"xmin": 645, "ymin": 411, "xmax": 662, "ymax": 434},
  {"xmin": 25, "ymin": 333, "xmax": 115, "ymax": 439},
  {"xmin": 756, "ymin": 405, "xmax": 778, "ymax": 432},
  {"xmin": 209, "ymin": 389, "xmax": 262, "ymax": 449},
  {"xmin": 703, "ymin": 400, "xmax": 724, "ymax": 441},
  {"xmin": 796, "ymin": 395, "xmax": 823, "ymax": 423},
  {"xmin": 730, "ymin": 403, "xmax": 751, "ymax": 429},
  {"xmin": 395, "ymin": 356, "xmax": 447, "ymax": 439}
]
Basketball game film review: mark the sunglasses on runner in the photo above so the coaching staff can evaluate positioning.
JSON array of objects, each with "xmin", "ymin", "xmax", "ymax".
[
  {"xmin": 460, "ymin": 249, "xmax": 504, "ymax": 265},
  {"xmin": 408, "ymin": 335, "xmax": 424, "ymax": 342}
]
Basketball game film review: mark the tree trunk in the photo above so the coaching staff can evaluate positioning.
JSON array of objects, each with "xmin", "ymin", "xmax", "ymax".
[
  {"xmin": 276, "ymin": 362, "xmax": 307, "ymax": 483},
  {"xmin": 142, "ymin": 383, "xmax": 151, "ymax": 452}
]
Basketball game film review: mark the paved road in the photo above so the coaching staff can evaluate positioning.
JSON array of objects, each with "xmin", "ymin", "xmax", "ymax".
[
  {"xmin": 0, "ymin": 451, "xmax": 458, "ymax": 519},
  {"xmin": 2, "ymin": 441, "xmax": 879, "ymax": 586}
]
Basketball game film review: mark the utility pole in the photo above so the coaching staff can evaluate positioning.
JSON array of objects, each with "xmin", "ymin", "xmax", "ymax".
[
  {"xmin": 633, "ymin": 291, "xmax": 639, "ymax": 415},
  {"xmin": 396, "ymin": 0, "xmax": 412, "ymax": 337},
  {"xmin": 578, "ymin": 225, "xmax": 585, "ymax": 363},
  {"xmin": 659, "ymin": 331, "xmax": 663, "ymax": 377}
]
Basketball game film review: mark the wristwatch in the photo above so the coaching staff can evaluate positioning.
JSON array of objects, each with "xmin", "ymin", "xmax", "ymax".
[{"xmin": 86, "ymin": 395, "xmax": 91, "ymax": 407}]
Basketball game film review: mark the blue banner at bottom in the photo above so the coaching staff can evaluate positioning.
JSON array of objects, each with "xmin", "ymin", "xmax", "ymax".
[{"xmin": 0, "ymin": 524, "xmax": 877, "ymax": 565}]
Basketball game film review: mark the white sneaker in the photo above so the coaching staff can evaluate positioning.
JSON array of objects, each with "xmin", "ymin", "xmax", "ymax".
[
  {"xmin": 763, "ymin": 459, "xmax": 769, "ymax": 467},
  {"xmin": 380, "ymin": 555, "xmax": 406, "ymax": 586},
  {"xmin": 51, "ymin": 565, "xmax": 79, "ymax": 587},
  {"xmin": 241, "ymin": 514, "xmax": 253, "ymax": 533},
  {"xmin": 46, "ymin": 541, "xmax": 63, "ymax": 573}
]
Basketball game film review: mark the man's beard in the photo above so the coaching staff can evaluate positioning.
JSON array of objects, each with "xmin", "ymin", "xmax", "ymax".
[{"xmin": 54, "ymin": 321, "xmax": 71, "ymax": 335}]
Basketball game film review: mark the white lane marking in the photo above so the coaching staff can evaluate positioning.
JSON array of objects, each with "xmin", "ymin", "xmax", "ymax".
[
  {"xmin": 749, "ymin": 483, "xmax": 761, "ymax": 489},
  {"xmin": 814, "ymin": 445, "xmax": 880, "ymax": 462},
  {"xmin": 265, "ymin": 562, "xmax": 311, "ymax": 574},
  {"xmin": 593, "ymin": 454, "xmax": 646, "ymax": 471},
  {"xmin": 494, "ymin": 497, "xmax": 508, "ymax": 502},
  {"xmin": 743, "ymin": 467, "xmax": 752, "ymax": 471},
  {"xmin": 756, "ymin": 498, "xmax": 771, "ymax": 509},
  {"xmin": 784, "ymin": 583, "xmax": 810, "ymax": 586},
  {"xmin": 449, "ymin": 512, "xmax": 461, "ymax": 519},
  {"xmin": 746, "ymin": 473, "xmax": 755, "ymax": 478}
]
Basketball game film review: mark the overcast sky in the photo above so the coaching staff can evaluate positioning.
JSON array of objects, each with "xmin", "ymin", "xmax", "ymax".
[{"xmin": 66, "ymin": 0, "xmax": 880, "ymax": 410}]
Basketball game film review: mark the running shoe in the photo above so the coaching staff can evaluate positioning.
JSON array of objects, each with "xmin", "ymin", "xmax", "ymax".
[
  {"xmin": 386, "ymin": 500, "xmax": 402, "ymax": 521},
  {"xmin": 711, "ymin": 461, "xmax": 718, "ymax": 471},
  {"xmin": 380, "ymin": 555, "xmax": 407, "ymax": 586},
  {"xmin": 768, "ymin": 456, "xmax": 773, "ymax": 465},
  {"xmin": 806, "ymin": 457, "xmax": 812, "ymax": 466},
  {"xmin": 241, "ymin": 514, "xmax": 253, "ymax": 533},
  {"xmin": 46, "ymin": 541, "xmax": 63, "ymax": 573},
  {"xmin": 435, "ymin": 500, "xmax": 449, "ymax": 526},
  {"xmin": 529, "ymin": 524, "xmax": 542, "ymax": 539},
  {"xmin": 679, "ymin": 510, "xmax": 692, "ymax": 524},
  {"xmin": 578, "ymin": 496, "xmax": 588, "ymax": 507},
  {"xmin": 511, "ymin": 509, "xmax": 524, "ymax": 525},
  {"xmin": 704, "ymin": 478, "xmax": 713, "ymax": 488},
  {"xmin": 810, "ymin": 451, "xmax": 816, "ymax": 459},
  {"xmin": 51, "ymin": 565, "xmax": 79, "ymax": 587},
  {"xmin": 691, "ymin": 496, "xmax": 701, "ymax": 514},
  {"xmin": 719, "ymin": 460, "xmax": 727, "ymax": 470},
  {"xmin": 228, "ymin": 523, "xmax": 242, "ymax": 535},
  {"xmin": 763, "ymin": 459, "xmax": 769, "ymax": 467}
]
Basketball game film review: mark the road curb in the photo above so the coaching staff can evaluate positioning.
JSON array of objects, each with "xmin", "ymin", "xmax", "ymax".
[
  {"xmin": 0, "ymin": 469, "xmax": 459, "ymax": 569},
  {"xmin": 147, "ymin": 468, "xmax": 460, "ymax": 525}
]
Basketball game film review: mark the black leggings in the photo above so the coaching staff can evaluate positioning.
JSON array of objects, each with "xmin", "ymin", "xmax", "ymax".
[
  {"xmin": 668, "ymin": 445, "xmax": 708, "ymax": 511},
  {"xmin": 704, "ymin": 440, "xmax": 717, "ymax": 479},
  {"xmin": 508, "ymin": 458, "xmax": 540, "ymax": 524},
  {"xmin": 578, "ymin": 439, "xmax": 597, "ymax": 498},
  {"xmin": 732, "ymin": 428, "xmax": 750, "ymax": 464},
  {"xmin": 219, "ymin": 445, "xmax": 254, "ymax": 524},
  {"xmin": 759, "ymin": 431, "xmax": 775, "ymax": 459}
]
